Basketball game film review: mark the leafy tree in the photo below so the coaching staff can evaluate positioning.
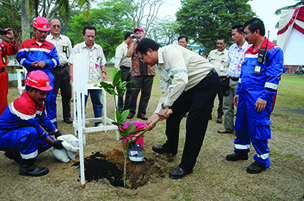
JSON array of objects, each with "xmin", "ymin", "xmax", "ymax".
[
  {"xmin": 274, "ymin": 0, "xmax": 304, "ymax": 28},
  {"xmin": 176, "ymin": 0, "xmax": 255, "ymax": 53},
  {"xmin": 149, "ymin": 18, "xmax": 179, "ymax": 45},
  {"xmin": 68, "ymin": 2, "xmax": 133, "ymax": 59}
]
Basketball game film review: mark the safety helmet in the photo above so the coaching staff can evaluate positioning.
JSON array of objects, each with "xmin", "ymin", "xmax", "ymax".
[
  {"xmin": 33, "ymin": 16, "xmax": 50, "ymax": 31},
  {"xmin": 25, "ymin": 70, "xmax": 53, "ymax": 91}
]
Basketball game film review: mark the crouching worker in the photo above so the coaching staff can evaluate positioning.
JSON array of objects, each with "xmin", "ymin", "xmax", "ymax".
[{"xmin": 0, "ymin": 70, "xmax": 63, "ymax": 177}]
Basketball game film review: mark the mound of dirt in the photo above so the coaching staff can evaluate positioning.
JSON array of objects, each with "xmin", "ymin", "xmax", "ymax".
[{"xmin": 73, "ymin": 149, "xmax": 166, "ymax": 189}]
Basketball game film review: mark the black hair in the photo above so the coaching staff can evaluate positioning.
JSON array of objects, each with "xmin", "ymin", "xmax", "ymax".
[
  {"xmin": 82, "ymin": 25, "xmax": 96, "ymax": 35},
  {"xmin": 232, "ymin": 25, "xmax": 244, "ymax": 34},
  {"xmin": 26, "ymin": 86, "xmax": 38, "ymax": 92},
  {"xmin": 178, "ymin": 34, "xmax": 188, "ymax": 42},
  {"xmin": 217, "ymin": 36, "xmax": 226, "ymax": 43},
  {"xmin": 244, "ymin": 18, "xmax": 265, "ymax": 36},
  {"xmin": 136, "ymin": 38, "xmax": 161, "ymax": 55},
  {"xmin": 124, "ymin": 32, "xmax": 133, "ymax": 40}
]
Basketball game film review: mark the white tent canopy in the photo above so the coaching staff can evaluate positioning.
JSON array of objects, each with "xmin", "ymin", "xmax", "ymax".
[{"xmin": 277, "ymin": 6, "xmax": 304, "ymax": 65}]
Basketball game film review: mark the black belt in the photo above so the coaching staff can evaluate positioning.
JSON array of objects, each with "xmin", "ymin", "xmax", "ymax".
[
  {"xmin": 0, "ymin": 67, "xmax": 5, "ymax": 73},
  {"xmin": 204, "ymin": 69, "xmax": 216, "ymax": 80},
  {"xmin": 120, "ymin": 66, "xmax": 130, "ymax": 69},
  {"xmin": 57, "ymin": 64, "xmax": 69, "ymax": 68},
  {"xmin": 229, "ymin": 77, "xmax": 239, "ymax": 81}
]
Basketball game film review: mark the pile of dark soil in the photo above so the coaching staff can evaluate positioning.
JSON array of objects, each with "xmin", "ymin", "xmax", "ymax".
[
  {"xmin": 72, "ymin": 152, "xmax": 123, "ymax": 187},
  {"xmin": 73, "ymin": 149, "xmax": 166, "ymax": 189}
]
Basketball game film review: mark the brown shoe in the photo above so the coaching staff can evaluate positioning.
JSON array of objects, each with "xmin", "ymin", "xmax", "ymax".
[
  {"xmin": 168, "ymin": 166, "xmax": 193, "ymax": 179},
  {"xmin": 127, "ymin": 113, "xmax": 134, "ymax": 119},
  {"xmin": 137, "ymin": 114, "xmax": 148, "ymax": 120},
  {"xmin": 218, "ymin": 129, "xmax": 234, "ymax": 134}
]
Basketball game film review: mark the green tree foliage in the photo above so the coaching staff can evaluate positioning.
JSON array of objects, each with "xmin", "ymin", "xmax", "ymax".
[
  {"xmin": 149, "ymin": 18, "xmax": 179, "ymax": 45},
  {"xmin": 176, "ymin": 0, "xmax": 255, "ymax": 53},
  {"xmin": 68, "ymin": 2, "xmax": 133, "ymax": 59}
]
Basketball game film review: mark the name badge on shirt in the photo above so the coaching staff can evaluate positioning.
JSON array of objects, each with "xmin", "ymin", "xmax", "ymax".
[
  {"xmin": 95, "ymin": 57, "xmax": 101, "ymax": 69},
  {"xmin": 253, "ymin": 65, "xmax": 261, "ymax": 74}
]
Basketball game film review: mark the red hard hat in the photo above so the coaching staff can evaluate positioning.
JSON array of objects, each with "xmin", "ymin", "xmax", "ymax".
[
  {"xmin": 33, "ymin": 16, "xmax": 50, "ymax": 31},
  {"xmin": 25, "ymin": 70, "xmax": 53, "ymax": 91}
]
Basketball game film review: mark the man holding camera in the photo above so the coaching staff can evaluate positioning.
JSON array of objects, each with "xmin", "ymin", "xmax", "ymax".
[
  {"xmin": 0, "ymin": 28, "xmax": 18, "ymax": 115},
  {"xmin": 114, "ymin": 32, "xmax": 134, "ymax": 113},
  {"xmin": 225, "ymin": 18, "xmax": 283, "ymax": 174},
  {"xmin": 127, "ymin": 27, "xmax": 155, "ymax": 120},
  {"xmin": 46, "ymin": 18, "xmax": 73, "ymax": 124}
]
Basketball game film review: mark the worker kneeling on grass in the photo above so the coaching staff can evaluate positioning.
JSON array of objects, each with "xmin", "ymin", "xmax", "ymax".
[{"xmin": 0, "ymin": 70, "xmax": 64, "ymax": 176}]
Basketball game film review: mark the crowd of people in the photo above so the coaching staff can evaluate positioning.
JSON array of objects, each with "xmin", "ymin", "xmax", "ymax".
[{"xmin": 0, "ymin": 16, "xmax": 283, "ymax": 178}]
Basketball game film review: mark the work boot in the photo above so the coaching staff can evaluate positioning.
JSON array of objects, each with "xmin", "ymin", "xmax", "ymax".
[
  {"xmin": 19, "ymin": 158, "xmax": 49, "ymax": 177},
  {"xmin": 226, "ymin": 152, "xmax": 248, "ymax": 161},
  {"xmin": 4, "ymin": 152, "xmax": 21, "ymax": 164},
  {"xmin": 246, "ymin": 161, "xmax": 267, "ymax": 174}
]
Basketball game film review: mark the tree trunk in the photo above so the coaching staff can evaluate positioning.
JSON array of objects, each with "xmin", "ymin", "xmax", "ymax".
[{"xmin": 21, "ymin": 0, "xmax": 31, "ymax": 42}]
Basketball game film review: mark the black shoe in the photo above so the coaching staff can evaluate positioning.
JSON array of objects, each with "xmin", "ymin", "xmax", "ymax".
[
  {"xmin": 246, "ymin": 161, "xmax": 267, "ymax": 174},
  {"xmin": 64, "ymin": 118, "xmax": 73, "ymax": 124},
  {"xmin": 152, "ymin": 145, "xmax": 171, "ymax": 154},
  {"xmin": 5, "ymin": 152, "xmax": 21, "ymax": 164},
  {"xmin": 216, "ymin": 118, "xmax": 222, "ymax": 124},
  {"xmin": 137, "ymin": 114, "xmax": 148, "ymax": 120},
  {"xmin": 226, "ymin": 152, "xmax": 248, "ymax": 161},
  {"xmin": 127, "ymin": 113, "xmax": 134, "ymax": 119},
  {"xmin": 19, "ymin": 159, "xmax": 49, "ymax": 177},
  {"xmin": 168, "ymin": 166, "xmax": 193, "ymax": 179}
]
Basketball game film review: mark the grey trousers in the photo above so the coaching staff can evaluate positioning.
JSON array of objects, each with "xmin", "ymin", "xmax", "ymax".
[{"xmin": 223, "ymin": 79, "xmax": 238, "ymax": 131}]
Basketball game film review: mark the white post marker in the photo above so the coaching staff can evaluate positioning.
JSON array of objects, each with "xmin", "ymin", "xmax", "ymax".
[{"xmin": 73, "ymin": 53, "xmax": 88, "ymax": 188}]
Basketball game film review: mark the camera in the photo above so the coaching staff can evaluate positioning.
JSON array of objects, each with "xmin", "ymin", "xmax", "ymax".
[
  {"xmin": 0, "ymin": 29, "xmax": 7, "ymax": 35},
  {"xmin": 132, "ymin": 35, "xmax": 141, "ymax": 39}
]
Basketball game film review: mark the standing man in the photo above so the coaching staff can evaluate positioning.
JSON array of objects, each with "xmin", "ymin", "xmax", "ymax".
[
  {"xmin": 0, "ymin": 28, "xmax": 18, "ymax": 115},
  {"xmin": 17, "ymin": 16, "xmax": 59, "ymax": 127},
  {"xmin": 69, "ymin": 25, "xmax": 107, "ymax": 126},
  {"xmin": 136, "ymin": 38, "xmax": 219, "ymax": 179},
  {"xmin": 218, "ymin": 25, "xmax": 250, "ymax": 133},
  {"xmin": 226, "ymin": 18, "xmax": 283, "ymax": 174},
  {"xmin": 114, "ymin": 32, "xmax": 133, "ymax": 113},
  {"xmin": 126, "ymin": 27, "xmax": 155, "ymax": 120},
  {"xmin": 178, "ymin": 34, "xmax": 188, "ymax": 48},
  {"xmin": 46, "ymin": 18, "xmax": 73, "ymax": 124},
  {"xmin": 207, "ymin": 37, "xmax": 229, "ymax": 124},
  {"xmin": 0, "ymin": 70, "xmax": 63, "ymax": 177}
]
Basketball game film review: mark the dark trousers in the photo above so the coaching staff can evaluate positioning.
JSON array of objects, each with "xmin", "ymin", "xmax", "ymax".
[
  {"xmin": 52, "ymin": 65, "xmax": 71, "ymax": 120},
  {"xmin": 163, "ymin": 70, "xmax": 219, "ymax": 171},
  {"xmin": 128, "ymin": 75, "xmax": 153, "ymax": 116},
  {"xmin": 118, "ymin": 66, "xmax": 132, "ymax": 110},
  {"xmin": 212, "ymin": 77, "xmax": 224, "ymax": 117}
]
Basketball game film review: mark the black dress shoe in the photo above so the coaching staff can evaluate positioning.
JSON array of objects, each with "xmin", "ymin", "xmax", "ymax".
[
  {"xmin": 137, "ymin": 114, "xmax": 148, "ymax": 120},
  {"xmin": 64, "ymin": 118, "xmax": 73, "ymax": 124},
  {"xmin": 127, "ymin": 113, "xmax": 134, "ymax": 119},
  {"xmin": 246, "ymin": 161, "xmax": 267, "ymax": 174},
  {"xmin": 216, "ymin": 118, "xmax": 222, "ymax": 124},
  {"xmin": 169, "ymin": 166, "xmax": 193, "ymax": 179},
  {"xmin": 226, "ymin": 152, "xmax": 248, "ymax": 161},
  {"xmin": 152, "ymin": 145, "xmax": 171, "ymax": 154}
]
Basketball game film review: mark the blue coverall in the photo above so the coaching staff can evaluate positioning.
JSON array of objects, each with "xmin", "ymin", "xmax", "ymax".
[
  {"xmin": 17, "ymin": 37, "xmax": 59, "ymax": 125},
  {"xmin": 234, "ymin": 38, "xmax": 284, "ymax": 168}
]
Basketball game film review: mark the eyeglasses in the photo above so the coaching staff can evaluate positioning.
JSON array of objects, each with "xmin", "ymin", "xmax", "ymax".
[
  {"xmin": 52, "ymin": 25, "xmax": 61, "ymax": 29},
  {"xmin": 244, "ymin": 31, "xmax": 251, "ymax": 36},
  {"xmin": 139, "ymin": 54, "xmax": 146, "ymax": 62}
]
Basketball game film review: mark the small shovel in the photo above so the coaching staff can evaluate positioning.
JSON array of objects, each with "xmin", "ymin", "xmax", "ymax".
[{"xmin": 128, "ymin": 109, "xmax": 173, "ymax": 162}]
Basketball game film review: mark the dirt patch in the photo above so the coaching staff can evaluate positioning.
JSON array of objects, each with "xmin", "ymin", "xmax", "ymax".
[{"xmin": 73, "ymin": 149, "xmax": 165, "ymax": 189}]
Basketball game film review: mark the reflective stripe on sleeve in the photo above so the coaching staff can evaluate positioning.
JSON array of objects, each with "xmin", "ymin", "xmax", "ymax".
[
  {"xmin": 50, "ymin": 118, "xmax": 57, "ymax": 123},
  {"xmin": 52, "ymin": 58, "xmax": 58, "ymax": 66},
  {"xmin": 234, "ymin": 144, "xmax": 250, "ymax": 150},
  {"xmin": 20, "ymin": 150, "xmax": 38, "ymax": 159},
  {"xmin": 20, "ymin": 58, "xmax": 26, "ymax": 66},
  {"xmin": 161, "ymin": 82, "xmax": 171, "ymax": 89},
  {"xmin": 238, "ymin": 78, "xmax": 242, "ymax": 83},
  {"xmin": 173, "ymin": 69, "xmax": 187, "ymax": 75},
  {"xmin": 256, "ymin": 152, "xmax": 269, "ymax": 160},
  {"xmin": 264, "ymin": 82, "xmax": 278, "ymax": 90}
]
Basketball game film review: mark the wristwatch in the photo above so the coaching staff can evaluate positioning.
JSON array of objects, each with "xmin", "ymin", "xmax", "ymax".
[
  {"xmin": 161, "ymin": 103, "xmax": 169, "ymax": 109},
  {"xmin": 102, "ymin": 71, "xmax": 107, "ymax": 75}
]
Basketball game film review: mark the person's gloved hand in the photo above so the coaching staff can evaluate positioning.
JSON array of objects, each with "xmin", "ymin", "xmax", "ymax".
[
  {"xmin": 53, "ymin": 140, "xmax": 64, "ymax": 149},
  {"xmin": 54, "ymin": 130, "xmax": 62, "ymax": 139}
]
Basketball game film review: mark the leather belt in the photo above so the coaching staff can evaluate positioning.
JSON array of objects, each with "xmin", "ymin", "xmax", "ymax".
[
  {"xmin": 229, "ymin": 77, "xmax": 239, "ymax": 81},
  {"xmin": 57, "ymin": 64, "xmax": 68, "ymax": 68},
  {"xmin": 204, "ymin": 69, "xmax": 216, "ymax": 80},
  {"xmin": 0, "ymin": 67, "xmax": 5, "ymax": 73}
]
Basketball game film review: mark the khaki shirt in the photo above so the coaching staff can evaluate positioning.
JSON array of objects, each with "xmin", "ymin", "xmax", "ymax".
[
  {"xmin": 46, "ymin": 34, "xmax": 72, "ymax": 66},
  {"xmin": 155, "ymin": 45, "xmax": 214, "ymax": 113},
  {"xmin": 207, "ymin": 49, "xmax": 229, "ymax": 77},
  {"xmin": 69, "ymin": 41, "xmax": 106, "ymax": 81},
  {"xmin": 114, "ymin": 41, "xmax": 131, "ymax": 69}
]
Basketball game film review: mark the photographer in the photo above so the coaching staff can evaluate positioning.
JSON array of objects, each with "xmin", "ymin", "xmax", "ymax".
[{"xmin": 0, "ymin": 28, "xmax": 18, "ymax": 115}]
